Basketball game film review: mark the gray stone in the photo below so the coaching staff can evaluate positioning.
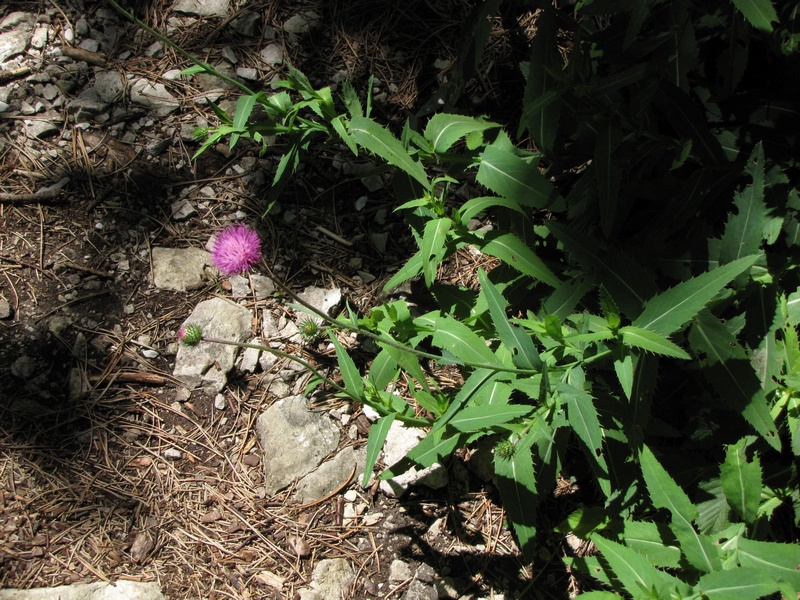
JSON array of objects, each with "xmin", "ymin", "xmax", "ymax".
[
  {"xmin": 389, "ymin": 558, "xmax": 414, "ymax": 583},
  {"xmin": 30, "ymin": 27, "xmax": 49, "ymax": 50},
  {"xmin": 293, "ymin": 446, "xmax": 366, "ymax": 504},
  {"xmin": 236, "ymin": 67, "xmax": 258, "ymax": 81},
  {"xmin": 94, "ymin": 70, "xmax": 125, "ymax": 103},
  {"xmin": 0, "ymin": 30, "xmax": 31, "ymax": 62},
  {"xmin": 256, "ymin": 395, "xmax": 340, "ymax": 494},
  {"xmin": 0, "ymin": 12, "xmax": 36, "ymax": 31},
  {"xmin": 11, "ymin": 356, "xmax": 37, "ymax": 379},
  {"xmin": 173, "ymin": 298, "xmax": 252, "ymax": 391},
  {"xmin": 214, "ymin": 394, "xmax": 226, "ymax": 410},
  {"xmin": 151, "ymin": 247, "xmax": 211, "ymax": 291},
  {"xmin": 250, "ymin": 274, "xmax": 275, "ymax": 299},
  {"xmin": 239, "ymin": 338, "xmax": 261, "ymax": 373},
  {"xmin": 296, "ymin": 286, "xmax": 342, "ymax": 321},
  {"xmin": 298, "ymin": 558, "xmax": 354, "ymax": 600},
  {"xmin": 173, "ymin": 0, "xmax": 229, "ymax": 18},
  {"xmin": 170, "ymin": 198, "xmax": 197, "ymax": 221},
  {"xmin": 0, "ymin": 581, "xmax": 164, "ymax": 600},
  {"xmin": 78, "ymin": 38, "xmax": 100, "ymax": 53},
  {"xmin": 380, "ymin": 420, "xmax": 448, "ymax": 497},
  {"xmin": 283, "ymin": 12, "xmax": 319, "ymax": 35},
  {"xmin": 163, "ymin": 449, "xmax": 182, "ymax": 460},
  {"xmin": 259, "ymin": 43, "xmax": 283, "ymax": 66},
  {"xmin": 130, "ymin": 79, "xmax": 180, "ymax": 117},
  {"xmin": 402, "ymin": 580, "xmax": 438, "ymax": 600},
  {"xmin": 230, "ymin": 11, "xmax": 261, "ymax": 37},
  {"xmin": 25, "ymin": 120, "xmax": 59, "ymax": 139},
  {"xmin": 67, "ymin": 88, "xmax": 108, "ymax": 121},
  {"xmin": 0, "ymin": 297, "xmax": 10, "ymax": 319},
  {"xmin": 195, "ymin": 63, "xmax": 238, "ymax": 92}
]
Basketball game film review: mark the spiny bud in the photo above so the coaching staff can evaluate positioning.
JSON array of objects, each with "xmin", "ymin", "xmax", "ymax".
[
  {"xmin": 298, "ymin": 317, "xmax": 322, "ymax": 344},
  {"xmin": 178, "ymin": 324, "xmax": 203, "ymax": 345},
  {"xmin": 495, "ymin": 440, "xmax": 516, "ymax": 460}
]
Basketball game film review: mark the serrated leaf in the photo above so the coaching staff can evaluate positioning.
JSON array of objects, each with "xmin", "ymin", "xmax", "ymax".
[
  {"xmin": 614, "ymin": 354, "xmax": 634, "ymax": 399},
  {"xmin": 632, "ymin": 255, "xmax": 758, "ymax": 336},
  {"xmin": 640, "ymin": 446, "xmax": 721, "ymax": 573},
  {"xmin": 688, "ymin": 310, "xmax": 781, "ymax": 450},
  {"xmin": 363, "ymin": 414, "xmax": 395, "ymax": 486},
  {"xmin": 560, "ymin": 384, "xmax": 610, "ymax": 496},
  {"xmin": 619, "ymin": 326, "xmax": 690, "ymax": 359},
  {"xmin": 458, "ymin": 195, "xmax": 526, "ymax": 224},
  {"xmin": 622, "ymin": 521, "xmax": 682, "ymax": 569},
  {"xmin": 476, "ymin": 144, "xmax": 560, "ymax": 209},
  {"xmin": 694, "ymin": 567, "xmax": 780, "ymax": 600},
  {"xmin": 731, "ymin": 0, "xmax": 779, "ymax": 31},
  {"xmin": 479, "ymin": 270, "xmax": 541, "ymax": 370},
  {"xmin": 449, "ymin": 405, "xmax": 532, "ymax": 432},
  {"xmin": 383, "ymin": 250, "xmax": 423, "ymax": 291},
  {"xmin": 229, "ymin": 93, "xmax": 257, "ymax": 149},
  {"xmin": 420, "ymin": 218, "xmax": 452, "ymax": 287},
  {"xmin": 591, "ymin": 534, "xmax": 687, "ymax": 598},
  {"xmin": 719, "ymin": 143, "xmax": 768, "ymax": 269},
  {"xmin": 480, "ymin": 232, "xmax": 560, "ymax": 287},
  {"xmin": 414, "ymin": 314, "xmax": 500, "ymax": 367},
  {"xmin": 545, "ymin": 222, "xmax": 656, "ymax": 318},
  {"xmin": 349, "ymin": 116, "xmax": 429, "ymax": 187},
  {"xmin": 328, "ymin": 332, "xmax": 364, "ymax": 400},
  {"xmin": 423, "ymin": 114, "xmax": 499, "ymax": 154},
  {"xmin": 721, "ymin": 439, "xmax": 762, "ymax": 525},
  {"xmin": 494, "ymin": 438, "xmax": 537, "ymax": 560},
  {"xmin": 736, "ymin": 538, "xmax": 800, "ymax": 592},
  {"xmin": 341, "ymin": 79, "xmax": 363, "ymax": 118}
]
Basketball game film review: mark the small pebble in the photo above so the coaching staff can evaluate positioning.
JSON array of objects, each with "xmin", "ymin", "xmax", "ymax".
[
  {"xmin": 163, "ymin": 449, "xmax": 182, "ymax": 460},
  {"xmin": 214, "ymin": 394, "xmax": 227, "ymax": 410}
]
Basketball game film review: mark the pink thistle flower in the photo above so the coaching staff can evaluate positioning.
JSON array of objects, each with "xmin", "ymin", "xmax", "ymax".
[{"xmin": 211, "ymin": 224, "xmax": 262, "ymax": 276}]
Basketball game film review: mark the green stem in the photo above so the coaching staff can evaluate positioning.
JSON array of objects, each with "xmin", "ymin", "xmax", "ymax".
[{"xmin": 106, "ymin": 0, "xmax": 255, "ymax": 96}]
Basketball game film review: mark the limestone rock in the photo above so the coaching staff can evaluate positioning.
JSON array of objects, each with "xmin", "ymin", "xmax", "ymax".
[
  {"xmin": 293, "ymin": 445, "xmax": 367, "ymax": 504},
  {"xmin": 0, "ymin": 581, "xmax": 164, "ymax": 600},
  {"xmin": 256, "ymin": 395, "xmax": 340, "ymax": 494},
  {"xmin": 172, "ymin": 0, "xmax": 229, "ymax": 18},
  {"xmin": 130, "ymin": 79, "xmax": 180, "ymax": 117},
  {"xmin": 151, "ymin": 247, "xmax": 211, "ymax": 291},
  {"xmin": 298, "ymin": 558, "xmax": 354, "ymax": 600},
  {"xmin": 173, "ymin": 298, "xmax": 252, "ymax": 391},
  {"xmin": 380, "ymin": 420, "xmax": 448, "ymax": 497}
]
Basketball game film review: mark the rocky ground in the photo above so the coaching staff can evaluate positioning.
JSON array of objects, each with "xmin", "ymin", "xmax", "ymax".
[{"xmin": 0, "ymin": 1, "xmax": 583, "ymax": 598}]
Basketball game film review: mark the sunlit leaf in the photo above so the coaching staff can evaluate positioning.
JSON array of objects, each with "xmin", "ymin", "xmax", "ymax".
[
  {"xmin": 730, "ymin": 0, "xmax": 779, "ymax": 31},
  {"xmin": 349, "ymin": 116, "xmax": 429, "ymax": 187},
  {"xmin": 720, "ymin": 439, "xmax": 762, "ymax": 525},
  {"xmin": 363, "ymin": 414, "xmax": 395, "ymax": 486}
]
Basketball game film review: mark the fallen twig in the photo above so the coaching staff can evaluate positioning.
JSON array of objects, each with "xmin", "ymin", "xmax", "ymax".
[
  {"xmin": 0, "ymin": 177, "xmax": 70, "ymax": 203},
  {"xmin": 0, "ymin": 67, "xmax": 31, "ymax": 84},
  {"xmin": 60, "ymin": 46, "xmax": 107, "ymax": 67}
]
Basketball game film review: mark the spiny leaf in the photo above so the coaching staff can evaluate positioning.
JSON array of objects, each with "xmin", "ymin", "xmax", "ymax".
[
  {"xmin": 736, "ymin": 537, "xmax": 800, "ymax": 592},
  {"xmin": 423, "ymin": 114, "xmax": 499, "ymax": 154},
  {"xmin": 619, "ymin": 326, "xmax": 690, "ymax": 359},
  {"xmin": 420, "ymin": 218, "xmax": 452, "ymax": 287},
  {"xmin": 328, "ymin": 332, "xmax": 364, "ymax": 400},
  {"xmin": 414, "ymin": 314, "xmax": 501, "ymax": 367},
  {"xmin": 479, "ymin": 270, "xmax": 541, "ymax": 370},
  {"xmin": 480, "ymin": 232, "xmax": 560, "ymax": 287},
  {"xmin": 720, "ymin": 439, "xmax": 762, "ymax": 525},
  {"xmin": 730, "ymin": 0, "xmax": 779, "ymax": 31},
  {"xmin": 632, "ymin": 255, "xmax": 758, "ymax": 337},
  {"xmin": 449, "ymin": 405, "xmax": 532, "ymax": 432},
  {"xmin": 363, "ymin": 414, "xmax": 394, "ymax": 486},
  {"xmin": 688, "ymin": 310, "xmax": 780, "ymax": 451},
  {"xmin": 476, "ymin": 144, "xmax": 561, "ymax": 209},
  {"xmin": 349, "ymin": 116, "xmax": 429, "ymax": 187},
  {"xmin": 694, "ymin": 567, "xmax": 781, "ymax": 600},
  {"xmin": 494, "ymin": 434, "xmax": 537, "ymax": 561}
]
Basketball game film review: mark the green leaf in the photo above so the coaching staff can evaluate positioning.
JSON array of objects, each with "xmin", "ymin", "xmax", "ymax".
[
  {"xmin": 480, "ymin": 232, "xmax": 560, "ymax": 287},
  {"xmin": 596, "ymin": 120, "xmax": 623, "ymax": 238},
  {"xmin": 229, "ymin": 93, "xmax": 257, "ymax": 149},
  {"xmin": 330, "ymin": 115, "xmax": 358, "ymax": 156},
  {"xmin": 619, "ymin": 326, "xmax": 690, "ymax": 359},
  {"xmin": 719, "ymin": 143, "xmax": 768, "ymax": 269},
  {"xmin": 423, "ymin": 114, "xmax": 498, "ymax": 154},
  {"xmin": 622, "ymin": 521, "xmax": 682, "ymax": 569},
  {"xmin": 341, "ymin": 79, "xmax": 362, "ymax": 118},
  {"xmin": 736, "ymin": 537, "xmax": 800, "ymax": 592},
  {"xmin": 591, "ymin": 534, "xmax": 687, "ymax": 598},
  {"xmin": 414, "ymin": 314, "xmax": 501, "ymax": 367},
  {"xmin": 688, "ymin": 310, "xmax": 781, "ymax": 451},
  {"xmin": 560, "ymin": 384, "xmax": 610, "ymax": 496},
  {"xmin": 383, "ymin": 250, "xmax": 423, "ymax": 291},
  {"xmin": 478, "ymin": 270, "xmax": 541, "ymax": 370},
  {"xmin": 730, "ymin": 0, "xmax": 779, "ymax": 31},
  {"xmin": 476, "ymin": 144, "xmax": 561, "ymax": 209},
  {"xmin": 494, "ymin": 437, "xmax": 538, "ymax": 560},
  {"xmin": 640, "ymin": 446, "xmax": 721, "ymax": 573},
  {"xmin": 632, "ymin": 255, "xmax": 758, "ymax": 337},
  {"xmin": 694, "ymin": 567, "xmax": 780, "ymax": 600},
  {"xmin": 720, "ymin": 439, "xmax": 762, "ymax": 525},
  {"xmin": 368, "ymin": 349, "xmax": 398, "ymax": 392},
  {"xmin": 449, "ymin": 405, "xmax": 532, "ymax": 432},
  {"xmin": 520, "ymin": 8, "xmax": 561, "ymax": 155},
  {"xmin": 458, "ymin": 196, "xmax": 526, "ymax": 224},
  {"xmin": 349, "ymin": 116, "xmax": 429, "ymax": 188},
  {"xmin": 614, "ymin": 354, "xmax": 634, "ymax": 399},
  {"xmin": 363, "ymin": 414, "xmax": 395, "ymax": 486},
  {"xmin": 420, "ymin": 218, "xmax": 452, "ymax": 287},
  {"xmin": 328, "ymin": 332, "xmax": 364, "ymax": 400}
]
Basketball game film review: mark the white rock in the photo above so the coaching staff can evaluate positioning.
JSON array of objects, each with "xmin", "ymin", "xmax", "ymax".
[
  {"xmin": 130, "ymin": 78, "xmax": 180, "ymax": 117},
  {"xmin": 260, "ymin": 43, "xmax": 283, "ymax": 65},
  {"xmin": 172, "ymin": 0, "xmax": 229, "ymax": 18},
  {"xmin": 0, "ymin": 581, "xmax": 164, "ymax": 600},
  {"xmin": 163, "ymin": 449, "xmax": 182, "ymax": 460},
  {"xmin": 240, "ymin": 339, "xmax": 261, "ymax": 373},
  {"xmin": 214, "ymin": 394, "xmax": 226, "ymax": 410},
  {"xmin": 379, "ymin": 421, "xmax": 448, "ymax": 497}
]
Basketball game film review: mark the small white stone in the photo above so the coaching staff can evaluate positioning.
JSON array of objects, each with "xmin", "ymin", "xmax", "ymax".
[
  {"xmin": 214, "ymin": 394, "xmax": 227, "ymax": 410},
  {"xmin": 163, "ymin": 448, "xmax": 182, "ymax": 460}
]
